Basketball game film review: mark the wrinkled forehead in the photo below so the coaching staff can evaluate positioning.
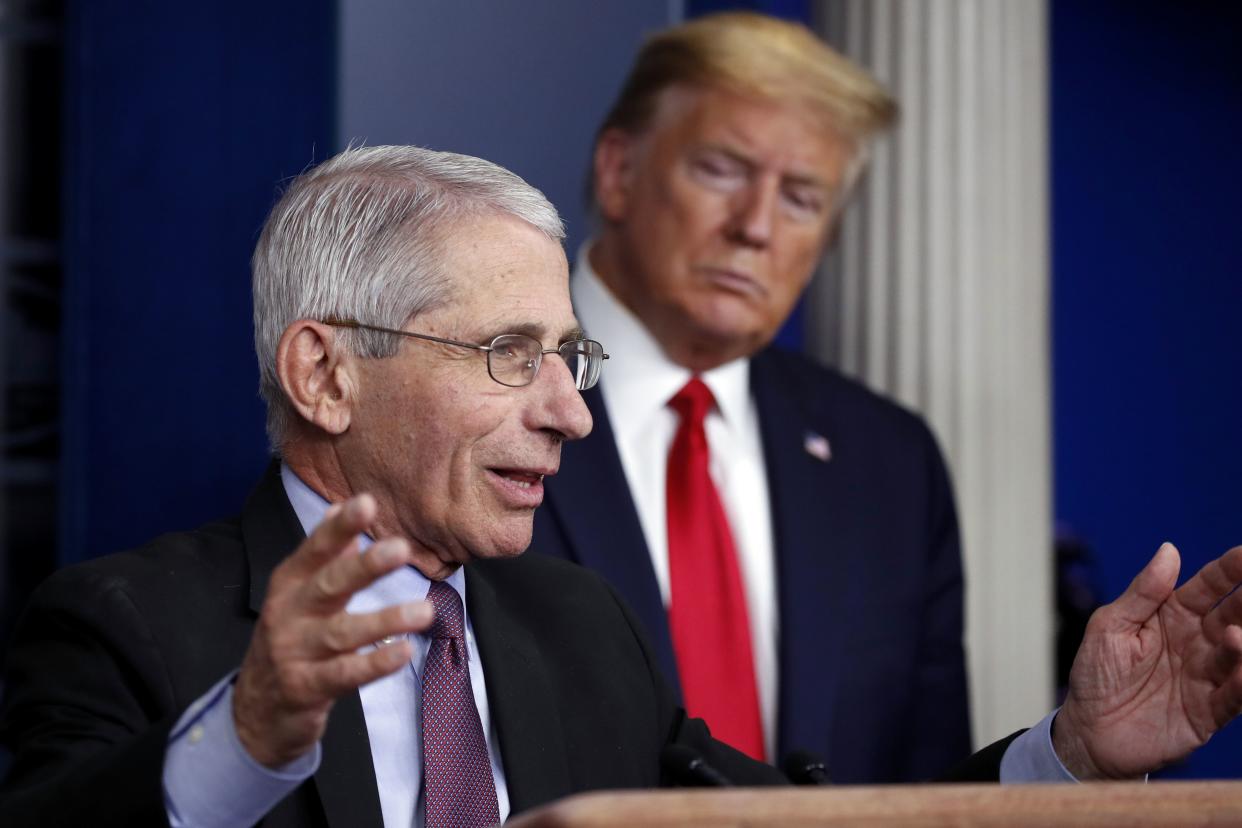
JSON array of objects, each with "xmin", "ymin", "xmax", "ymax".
[
  {"xmin": 431, "ymin": 213, "xmax": 577, "ymax": 340},
  {"xmin": 645, "ymin": 84, "xmax": 836, "ymax": 148},
  {"xmin": 641, "ymin": 82, "xmax": 858, "ymax": 190},
  {"xmin": 644, "ymin": 82, "xmax": 833, "ymax": 134}
]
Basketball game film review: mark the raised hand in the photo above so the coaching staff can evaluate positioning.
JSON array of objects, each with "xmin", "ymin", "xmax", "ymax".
[
  {"xmin": 1054, "ymin": 542, "xmax": 1242, "ymax": 779},
  {"xmin": 233, "ymin": 494, "xmax": 433, "ymax": 767}
]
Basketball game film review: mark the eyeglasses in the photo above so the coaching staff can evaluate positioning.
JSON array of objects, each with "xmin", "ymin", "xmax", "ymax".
[{"xmin": 322, "ymin": 318, "xmax": 609, "ymax": 391}]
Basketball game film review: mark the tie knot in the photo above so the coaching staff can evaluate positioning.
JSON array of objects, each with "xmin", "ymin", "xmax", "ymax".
[
  {"xmin": 427, "ymin": 580, "xmax": 465, "ymax": 641},
  {"xmin": 669, "ymin": 377, "xmax": 717, "ymax": 426}
]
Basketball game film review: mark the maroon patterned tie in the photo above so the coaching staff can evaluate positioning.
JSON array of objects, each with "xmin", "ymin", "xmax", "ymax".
[{"xmin": 422, "ymin": 580, "xmax": 499, "ymax": 828}]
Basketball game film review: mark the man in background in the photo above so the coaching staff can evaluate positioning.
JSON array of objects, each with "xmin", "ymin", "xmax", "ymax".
[{"xmin": 533, "ymin": 11, "xmax": 967, "ymax": 779}]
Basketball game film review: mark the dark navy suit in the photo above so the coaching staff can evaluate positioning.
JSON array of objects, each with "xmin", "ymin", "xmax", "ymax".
[{"xmin": 532, "ymin": 345, "xmax": 973, "ymax": 783}]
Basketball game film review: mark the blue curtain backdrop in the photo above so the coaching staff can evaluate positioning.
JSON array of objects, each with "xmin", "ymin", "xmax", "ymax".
[{"xmin": 59, "ymin": 1, "xmax": 336, "ymax": 564}]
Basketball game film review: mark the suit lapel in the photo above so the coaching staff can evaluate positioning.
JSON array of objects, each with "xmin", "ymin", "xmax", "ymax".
[
  {"xmin": 751, "ymin": 351, "xmax": 855, "ymax": 767},
  {"xmin": 314, "ymin": 694, "xmax": 386, "ymax": 828},
  {"xmin": 242, "ymin": 462, "xmax": 308, "ymax": 616},
  {"xmin": 541, "ymin": 388, "xmax": 682, "ymax": 697},
  {"xmin": 465, "ymin": 563, "xmax": 572, "ymax": 815},
  {"xmin": 241, "ymin": 464, "xmax": 385, "ymax": 828}
]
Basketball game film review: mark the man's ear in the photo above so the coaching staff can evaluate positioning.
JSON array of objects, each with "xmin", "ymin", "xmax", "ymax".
[
  {"xmin": 593, "ymin": 128, "xmax": 638, "ymax": 223},
  {"xmin": 275, "ymin": 321, "xmax": 355, "ymax": 435}
]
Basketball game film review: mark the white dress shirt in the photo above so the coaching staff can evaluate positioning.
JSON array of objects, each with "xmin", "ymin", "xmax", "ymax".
[{"xmin": 572, "ymin": 245, "xmax": 780, "ymax": 760}]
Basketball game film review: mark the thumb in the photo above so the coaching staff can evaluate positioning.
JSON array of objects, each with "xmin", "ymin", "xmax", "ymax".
[{"xmin": 1107, "ymin": 542, "xmax": 1181, "ymax": 627}]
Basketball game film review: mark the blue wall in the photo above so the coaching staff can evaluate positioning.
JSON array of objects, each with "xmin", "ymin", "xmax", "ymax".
[
  {"xmin": 1052, "ymin": 0, "xmax": 1242, "ymax": 778},
  {"xmin": 339, "ymin": 0, "xmax": 673, "ymax": 259},
  {"xmin": 59, "ymin": 1, "xmax": 336, "ymax": 563}
]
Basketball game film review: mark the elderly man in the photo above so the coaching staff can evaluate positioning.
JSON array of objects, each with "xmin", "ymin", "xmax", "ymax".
[
  {"xmin": 0, "ymin": 146, "xmax": 782, "ymax": 827},
  {"xmin": 2, "ymin": 145, "xmax": 1242, "ymax": 828},
  {"xmin": 531, "ymin": 11, "xmax": 965, "ymax": 778}
]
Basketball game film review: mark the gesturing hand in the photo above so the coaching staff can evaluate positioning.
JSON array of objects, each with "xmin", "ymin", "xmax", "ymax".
[
  {"xmin": 233, "ymin": 494, "xmax": 433, "ymax": 767},
  {"xmin": 1055, "ymin": 542, "xmax": 1242, "ymax": 779}
]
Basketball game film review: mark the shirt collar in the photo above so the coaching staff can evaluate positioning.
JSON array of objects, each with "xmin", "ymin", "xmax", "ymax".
[
  {"xmin": 278, "ymin": 462, "xmax": 466, "ymax": 598},
  {"xmin": 572, "ymin": 240, "xmax": 751, "ymax": 435}
]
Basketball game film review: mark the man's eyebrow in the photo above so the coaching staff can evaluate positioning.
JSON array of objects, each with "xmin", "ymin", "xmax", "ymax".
[
  {"xmin": 696, "ymin": 143, "xmax": 755, "ymax": 169},
  {"xmin": 497, "ymin": 321, "xmax": 546, "ymax": 340},
  {"xmin": 782, "ymin": 171, "xmax": 832, "ymax": 191},
  {"xmin": 697, "ymin": 143, "xmax": 832, "ymax": 190},
  {"xmin": 481, "ymin": 321, "xmax": 586, "ymax": 344}
]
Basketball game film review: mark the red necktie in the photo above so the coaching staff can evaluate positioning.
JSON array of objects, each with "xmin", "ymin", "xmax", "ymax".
[
  {"xmin": 422, "ymin": 580, "xmax": 499, "ymax": 828},
  {"xmin": 666, "ymin": 378, "xmax": 765, "ymax": 760}
]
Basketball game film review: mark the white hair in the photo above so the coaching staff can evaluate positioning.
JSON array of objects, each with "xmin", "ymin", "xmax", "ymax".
[{"xmin": 252, "ymin": 144, "xmax": 565, "ymax": 449}]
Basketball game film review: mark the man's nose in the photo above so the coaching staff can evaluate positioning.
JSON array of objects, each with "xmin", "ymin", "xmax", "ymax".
[
  {"xmin": 725, "ymin": 177, "xmax": 778, "ymax": 248},
  {"xmin": 529, "ymin": 354, "xmax": 594, "ymax": 441}
]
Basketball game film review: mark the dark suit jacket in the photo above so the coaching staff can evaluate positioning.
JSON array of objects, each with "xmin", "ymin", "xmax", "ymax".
[
  {"xmin": 1, "ymin": 459, "xmax": 1003, "ymax": 827},
  {"xmin": 532, "ymin": 346, "xmax": 974, "ymax": 782},
  {"xmin": 0, "ymin": 467, "xmax": 784, "ymax": 827}
]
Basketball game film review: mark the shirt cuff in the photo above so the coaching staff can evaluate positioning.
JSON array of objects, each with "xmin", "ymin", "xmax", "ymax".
[
  {"xmin": 163, "ymin": 673, "xmax": 321, "ymax": 827},
  {"xmin": 999, "ymin": 708, "xmax": 1079, "ymax": 783}
]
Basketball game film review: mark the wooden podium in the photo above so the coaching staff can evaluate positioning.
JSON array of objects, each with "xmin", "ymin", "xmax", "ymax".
[{"xmin": 507, "ymin": 782, "xmax": 1242, "ymax": 827}]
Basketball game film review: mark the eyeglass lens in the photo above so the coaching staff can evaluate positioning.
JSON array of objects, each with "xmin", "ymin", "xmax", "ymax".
[
  {"xmin": 560, "ymin": 340, "xmax": 604, "ymax": 390},
  {"xmin": 487, "ymin": 335, "xmax": 603, "ymax": 390}
]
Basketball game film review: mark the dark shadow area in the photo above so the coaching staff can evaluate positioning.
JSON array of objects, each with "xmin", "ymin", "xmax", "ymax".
[{"xmin": 0, "ymin": 0, "xmax": 64, "ymax": 782}]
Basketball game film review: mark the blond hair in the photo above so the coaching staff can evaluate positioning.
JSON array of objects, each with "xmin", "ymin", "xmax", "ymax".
[{"xmin": 599, "ymin": 11, "xmax": 896, "ymax": 149}]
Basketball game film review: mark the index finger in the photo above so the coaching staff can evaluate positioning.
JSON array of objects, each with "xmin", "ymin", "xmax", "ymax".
[
  {"xmin": 1175, "ymin": 545, "xmax": 1242, "ymax": 617},
  {"xmin": 286, "ymin": 494, "xmax": 378, "ymax": 576}
]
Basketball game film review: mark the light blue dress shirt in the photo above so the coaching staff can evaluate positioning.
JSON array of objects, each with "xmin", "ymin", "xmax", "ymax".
[
  {"xmin": 1001, "ymin": 710, "xmax": 1077, "ymax": 783},
  {"xmin": 162, "ymin": 465, "xmax": 509, "ymax": 827}
]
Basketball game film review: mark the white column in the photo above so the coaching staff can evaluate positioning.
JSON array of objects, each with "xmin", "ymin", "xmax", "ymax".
[{"xmin": 811, "ymin": 0, "xmax": 1053, "ymax": 746}]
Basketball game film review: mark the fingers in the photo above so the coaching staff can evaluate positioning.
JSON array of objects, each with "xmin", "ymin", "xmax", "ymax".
[
  {"xmin": 1209, "ymin": 625, "xmax": 1242, "ymax": 729},
  {"xmin": 235, "ymin": 491, "xmax": 432, "ymax": 768},
  {"xmin": 303, "ymin": 536, "xmax": 413, "ymax": 611},
  {"xmin": 1209, "ymin": 622, "xmax": 1242, "ymax": 683},
  {"xmin": 307, "ymin": 639, "xmax": 416, "ymax": 698},
  {"xmin": 286, "ymin": 494, "xmax": 379, "ymax": 577},
  {"xmin": 313, "ymin": 600, "xmax": 433, "ymax": 656},
  {"xmin": 236, "ymin": 637, "xmax": 417, "ymax": 767},
  {"xmin": 1203, "ymin": 580, "xmax": 1242, "ymax": 645},
  {"xmin": 1105, "ymin": 542, "xmax": 1181, "ymax": 628},
  {"xmin": 1176, "ymin": 545, "xmax": 1242, "ymax": 617}
]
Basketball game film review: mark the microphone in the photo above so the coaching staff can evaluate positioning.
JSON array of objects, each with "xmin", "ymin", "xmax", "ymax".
[
  {"xmin": 782, "ymin": 750, "xmax": 832, "ymax": 785},
  {"xmin": 659, "ymin": 744, "xmax": 735, "ymax": 787}
]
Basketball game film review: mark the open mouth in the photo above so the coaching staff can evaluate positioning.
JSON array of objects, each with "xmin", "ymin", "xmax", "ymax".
[
  {"xmin": 487, "ymin": 467, "xmax": 552, "ymax": 506},
  {"xmin": 496, "ymin": 470, "xmax": 545, "ymax": 489}
]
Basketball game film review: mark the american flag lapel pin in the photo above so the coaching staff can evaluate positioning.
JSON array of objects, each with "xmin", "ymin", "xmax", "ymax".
[{"xmin": 803, "ymin": 431, "xmax": 831, "ymax": 462}]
